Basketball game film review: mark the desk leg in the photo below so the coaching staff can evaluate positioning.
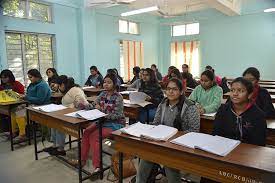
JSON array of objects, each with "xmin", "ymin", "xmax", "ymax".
[
  {"xmin": 119, "ymin": 152, "xmax": 123, "ymax": 183},
  {"xmin": 78, "ymin": 127, "xmax": 82, "ymax": 183},
  {"xmin": 69, "ymin": 135, "xmax": 72, "ymax": 149},
  {"xmin": 8, "ymin": 108, "xmax": 14, "ymax": 151},
  {"xmin": 26, "ymin": 105, "xmax": 31, "ymax": 145},
  {"xmin": 32, "ymin": 121, "xmax": 38, "ymax": 160},
  {"xmin": 99, "ymin": 120, "xmax": 103, "ymax": 180}
]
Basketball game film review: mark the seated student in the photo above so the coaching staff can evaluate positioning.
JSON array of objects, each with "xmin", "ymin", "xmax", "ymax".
[
  {"xmin": 181, "ymin": 64, "xmax": 198, "ymax": 89},
  {"xmin": 243, "ymin": 67, "xmax": 275, "ymax": 118},
  {"xmin": 129, "ymin": 66, "xmax": 140, "ymax": 84},
  {"xmin": 113, "ymin": 68, "xmax": 124, "ymax": 84},
  {"xmin": 0, "ymin": 70, "xmax": 25, "ymax": 140},
  {"xmin": 107, "ymin": 69, "xmax": 122, "ymax": 86},
  {"xmin": 80, "ymin": 73, "xmax": 125, "ymax": 172},
  {"xmin": 189, "ymin": 70, "xmax": 223, "ymax": 114},
  {"xmin": 44, "ymin": 75, "xmax": 91, "ymax": 156},
  {"xmin": 170, "ymin": 68, "xmax": 187, "ymax": 92},
  {"xmin": 162, "ymin": 66, "xmax": 176, "ymax": 85},
  {"xmin": 85, "ymin": 66, "xmax": 103, "ymax": 87},
  {"xmin": 213, "ymin": 77, "xmax": 266, "ymax": 146},
  {"xmin": 136, "ymin": 78, "xmax": 200, "ymax": 183},
  {"xmin": 24, "ymin": 69, "xmax": 51, "ymax": 105},
  {"xmin": 46, "ymin": 68, "xmax": 59, "ymax": 91},
  {"xmin": 138, "ymin": 68, "xmax": 164, "ymax": 123},
  {"xmin": 151, "ymin": 64, "xmax": 163, "ymax": 81},
  {"xmin": 128, "ymin": 68, "xmax": 145, "ymax": 91},
  {"xmin": 205, "ymin": 65, "xmax": 222, "ymax": 86}
]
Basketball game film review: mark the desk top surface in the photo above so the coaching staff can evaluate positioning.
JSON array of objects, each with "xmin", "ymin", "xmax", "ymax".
[
  {"xmin": 113, "ymin": 131, "xmax": 275, "ymax": 173},
  {"xmin": 27, "ymin": 107, "xmax": 88, "ymax": 124},
  {"xmin": 0, "ymin": 100, "xmax": 27, "ymax": 106}
]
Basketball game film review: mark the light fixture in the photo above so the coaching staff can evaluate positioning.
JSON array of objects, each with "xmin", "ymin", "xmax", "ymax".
[
  {"xmin": 121, "ymin": 6, "xmax": 159, "ymax": 17},
  {"xmin": 264, "ymin": 8, "xmax": 275, "ymax": 13}
]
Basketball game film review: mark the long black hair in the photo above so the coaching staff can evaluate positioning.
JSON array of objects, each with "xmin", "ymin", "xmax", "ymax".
[
  {"xmin": 104, "ymin": 73, "xmax": 119, "ymax": 91},
  {"xmin": 201, "ymin": 70, "xmax": 217, "ymax": 86},
  {"xmin": 231, "ymin": 77, "xmax": 254, "ymax": 95},
  {"xmin": 56, "ymin": 75, "xmax": 79, "ymax": 94},
  {"xmin": 90, "ymin": 66, "xmax": 102, "ymax": 76},
  {"xmin": 28, "ymin": 69, "xmax": 42, "ymax": 79},
  {"xmin": 0, "ymin": 69, "xmax": 15, "ymax": 84},
  {"xmin": 242, "ymin": 67, "xmax": 260, "ymax": 81}
]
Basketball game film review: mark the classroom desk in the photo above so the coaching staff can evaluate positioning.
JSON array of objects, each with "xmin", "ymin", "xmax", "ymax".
[
  {"xmin": 113, "ymin": 131, "xmax": 275, "ymax": 183},
  {"xmin": 267, "ymin": 89, "xmax": 275, "ymax": 95},
  {"xmin": 200, "ymin": 115, "xmax": 275, "ymax": 146},
  {"xmin": 83, "ymin": 88, "xmax": 104, "ymax": 97},
  {"xmin": 260, "ymin": 84, "xmax": 275, "ymax": 89},
  {"xmin": 0, "ymin": 100, "xmax": 31, "ymax": 151},
  {"xmin": 27, "ymin": 107, "xmax": 107, "ymax": 183},
  {"xmin": 259, "ymin": 82, "xmax": 275, "ymax": 85}
]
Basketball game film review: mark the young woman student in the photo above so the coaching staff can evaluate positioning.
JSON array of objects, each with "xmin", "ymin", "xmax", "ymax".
[
  {"xmin": 44, "ymin": 75, "xmax": 91, "ymax": 156},
  {"xmin": 136, "ymin": 78, "xmax": 200, "ymax": 183},
  {"xmin": 80, "ymin": 73, "xmax": 125, "ymax": 172},
  {"xmin": 138, "ymin": 68, "xmax": 164, "ymax": 123},
  {"xmin": 85, "ymin": 66, "xmax": 103, "ymax": 87},
  {"xmin": 0, "ymin": 70, "xmax": 25, "ymax": 141},
  {"xmin": 213, "ymin": 77, "xmax": 266, "ymax": 146},
  {"xmin": 189, "ymin": 70, "xmax": 223, "ymax": 114},
  {"xmin": 243, "ymin": 67, "xmax": 275, "ymax": 118}
]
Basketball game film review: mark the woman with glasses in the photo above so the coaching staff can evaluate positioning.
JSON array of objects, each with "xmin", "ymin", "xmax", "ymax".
[
  {"xmin": 136, "ymin": 78, "xmax": 200, "ymax": 183},
  {"xmin": 242, "ymin": 67, "xmax": 275, "ymax": 118}
]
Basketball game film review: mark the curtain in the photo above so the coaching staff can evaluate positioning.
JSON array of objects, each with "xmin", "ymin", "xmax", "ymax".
[
  {"xmin": 120, "ymin": 40, "xmax": 144, "ymax": 81},
  {"xmin": 170, "ymin": 41, "xmax": 200, "ymax": 77}
]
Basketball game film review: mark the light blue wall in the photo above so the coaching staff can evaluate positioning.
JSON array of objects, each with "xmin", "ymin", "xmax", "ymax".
[
  {"xmin": 159, "ymin": 1, "xmax": 275, "ymax": 79},
  {"xmin": 0, "ymin": 1, "xmax": 82, "ymax": 82}
]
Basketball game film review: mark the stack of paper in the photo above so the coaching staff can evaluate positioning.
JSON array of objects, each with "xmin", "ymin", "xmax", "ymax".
[
  {"xmin": 120, "ymin": 122, "xmax": 178, "ymax": 141},
  {"xmin": 171, "ymin": 132, "xmax": 240, "ymax": 156},
  {"xmin": 82, "ymin": 86, "xmax": 95, "ymax": 90},
  {"xmin": 33, "ymin": 104, "xmax": 67, "ymax": 113},
  {"xmin": 65, "ymin": 109, "xmax": 107, "ymax": 120}
]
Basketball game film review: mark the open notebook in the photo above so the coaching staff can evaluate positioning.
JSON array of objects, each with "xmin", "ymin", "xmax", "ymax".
[
  {"xmin": 170, "ymin": 132, "xmax": 240, "ymax": 157},
  {"xmin": 120, "ymin": 122, "xmax": 178, "ymax": 141},
  {"xmin": 33, "ymin": 104, "xmax": 67, "ymax": 113},
  {"xmin": 64, "ymin": 109, "xmax": 107, "ymax": 120},
  {"xmin": 122, "ymin": 92, "xmax": 152, "ymax": 107}
]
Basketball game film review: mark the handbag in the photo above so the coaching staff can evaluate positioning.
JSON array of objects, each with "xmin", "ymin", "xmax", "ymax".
[{"xmin": 107, "ymin": 152, "xmax": 137, "ymax": 181}]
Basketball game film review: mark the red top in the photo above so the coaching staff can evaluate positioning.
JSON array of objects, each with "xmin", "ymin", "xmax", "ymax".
[{"xmin": 0, "ymin": 81, "xmax": 25, "ymax": 94}]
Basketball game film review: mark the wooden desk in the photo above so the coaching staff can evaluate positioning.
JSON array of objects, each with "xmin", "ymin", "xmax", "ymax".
[
  {"xmin": 83, "ymin": 88, "xmax": 104, "ymax": 97},
  {"xmin": 267, "ymin": 89, "xmax": 275, "ymax": 95},
  {"xmin": 260, "ymin": 84, "xmax": 275, "ymax": 89},
  {"xmin": 113, "ymin": 131, "xmax": 275, "ymax": 183},
  {"xmin": 259, "ymin": 82, "xmax": 275, "ymax": 85},
  {"xmin": 27, "ymin": 107, "xmax": 107, "ymax": 183},
  {"xmin": 0, "ymin": 100, "xmax": 30, "ymax": 151}
]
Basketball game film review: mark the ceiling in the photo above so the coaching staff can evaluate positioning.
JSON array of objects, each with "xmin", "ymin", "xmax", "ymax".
[{"xmin": 85, "ymin": 0, "xmax": 242, "ymax": 17}]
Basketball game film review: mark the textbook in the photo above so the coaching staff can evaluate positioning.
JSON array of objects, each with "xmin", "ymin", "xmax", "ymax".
[
  {"xmin": 120, "ymin": 122, "xmax": 178, "ymax": 141},
  {"xmin": 33, "ymin": 104, "xmax": 67, "ymax": 113},
  {"xmin": 123, "ymin": 99, "xmax": 152, "ymax": 107},
  {"xmin": 64, "ymin": 109, "xmax": 107, "ymax": 120},
  {"xmin": 170, "ymin": 132, "xmax": 240, "ymax": 156}
]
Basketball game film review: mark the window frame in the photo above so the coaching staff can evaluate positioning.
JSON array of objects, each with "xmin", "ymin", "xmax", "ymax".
[
  {"xmin": 2, "ymin": 0, "xmax": 53, "ymax": 23},
  {"xmin": 172, "ymin": 22, "xmax": 200, "ymax": 37},
  {"xmin": 5, "ymin": 31, "xmax": 56, "ymax": 85},
  {"xmin": 119, "ymin": 19, "xmax": 140, "ymax": 35}
]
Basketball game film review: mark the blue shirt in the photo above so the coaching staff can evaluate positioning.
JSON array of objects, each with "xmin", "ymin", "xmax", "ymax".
[{"xmin": 26, "ymin": 79, "xmax": 51, "ymax": 105}]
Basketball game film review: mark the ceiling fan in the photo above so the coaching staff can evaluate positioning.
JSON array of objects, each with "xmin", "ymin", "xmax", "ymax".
[{"xmin": 87, "ymin": 0, "xmax": 135, "ymax": 7}]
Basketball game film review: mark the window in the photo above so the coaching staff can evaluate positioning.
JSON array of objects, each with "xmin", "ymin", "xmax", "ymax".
[
  {"xmin": 119, "ymin": 20, "xmax": 139, "ymax": 35},
  {"xmin": 5, "ymin": 32, "xmax": 55, "ymax": 85},
  {"xmin": 170, "ymin": 41, "xmax": 200, "ymax": 77},
  {"xmin": 119, "ymin": 40, "xmax": 144, "ymax": 81},
  {"xmin": 172, "ymin": 23, "xmax": 199, "ymax": 37},
  {"xmin": 2, "ymin": 0, "xmax": 52, "ymax": 22}
]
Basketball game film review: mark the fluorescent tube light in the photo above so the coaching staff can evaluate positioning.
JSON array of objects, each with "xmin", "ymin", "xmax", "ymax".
[
  {"xmin": 121, "ymin": 6, "xmax": 159, "ymax": 17},
  {"xmin": 264, "ymin": 8, "xmax": 275, "ymax": 13}
]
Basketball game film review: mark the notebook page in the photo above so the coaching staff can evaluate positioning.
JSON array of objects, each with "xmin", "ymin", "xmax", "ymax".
[
  {"xmin": 170, "ymin": 132, "xmax": 213, "ymax": 148},
  {"xmin": 76, "ymin": 109, "xmax": 107, "ymax": 120},
  {"xmin": 141, "ymin": 125, "xmax": 178, "ymax": 141},
  {"xmin": 82, "ymin": 86, "xmax": 95, "ymax": 89},
  {"xmin": 120, "ymin": 91, "xmax": 137, "ymax": 95},
  {"xmin": 203, "ymin": 113, "xmax": 217, "ymax": 117},
  {"xmin": 197, "ymin": 136, "xmax": 240, "ymax": 156},
  {"xmin": 33, "ymin": 104, "xmax": 67, "ymax": 113},
  {"xmin": 120, "ymin": 122, "xmax": 154, "ymax": 137},
  {"xmin": 64, "ymin": 110, "xmax": 86, "ymax": 118},
  {"xmin": 129, "ymin": 92, "xmax": 149, "ymax": 104}
]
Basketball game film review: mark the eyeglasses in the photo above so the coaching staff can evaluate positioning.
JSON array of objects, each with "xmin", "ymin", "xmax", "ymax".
[{"xmin": 166, "ymin": 87, "xmax": 179, "ymax": 92}]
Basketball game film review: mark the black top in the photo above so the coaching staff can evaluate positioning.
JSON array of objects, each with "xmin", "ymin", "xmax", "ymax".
[
  {"xmin": 139, "ymin": 81, "xmax": 164, "ymax": 107},
  {"xmin": 213, "ymin": 102, "xmax": 266, "ymax": 146},
  {"xmin": 182, "ymin": 72, "xmax": 198, "ymax": 89},
  {"xmin": 130, "ymin": 76, "xmax": 139, "ymax": 84},
  {"xmin": 84, "ymin": 74, "xmax": 103, "ymax": 87},
  {"xmin": 256, "ymin": 87, "xmax": 275, "ymax": 118}
]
